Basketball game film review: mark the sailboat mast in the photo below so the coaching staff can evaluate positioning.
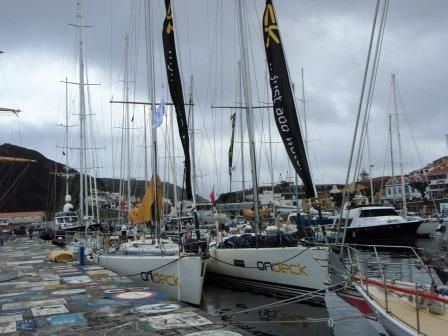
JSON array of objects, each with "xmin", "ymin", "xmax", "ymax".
[
  {"xmin": 77, "ymin": 2, "xmax": 86, "ymax": 229},
  {"xmin": 124, "ymin": 35, "xmax": 132, "ymax": 215},
  {"xmin": 143, "ymin": 106, "xmax": 148, "ymax": 190},
  {"xmin": 392, "ymin": 74, "xmax": 407, "ymax": 216},
  {"xmin": 301, "ymin": 68, "xmax": 308, "ymax": 148},
  {"xmin": 145, "ymin": 0, "xmax": 158, "ymax": 236},
  {"xmin": 237, "ymin": 0, "xmax": 260, "ymax": 236},
  {"xmin": 389, "ymin": 114, "xmax": 396, "ymax": 203},
  {"xmin": 64, "ymin": 77, "xmax": 70, "ymax": 196},
  {"xmin": 267, "ymin": 73, "xmax": 274, "ymax": 192},
  {"xmin": 366, "ymin": 128, "xmax": 375, "ymax": 204},
  {"xmin": 238, "ymin": 62, "xmax": 246, "ymax": 202},
  {"xmin": 171, "ymin": 106, "xmax": 178, "ymax": 213},
  {"xmin": 300, "ymin": 68, "xmax": 307, "ymax": 209},
  {"xmin": 189, "ymin": 76, "xmax": 197, "ymax": 208}
]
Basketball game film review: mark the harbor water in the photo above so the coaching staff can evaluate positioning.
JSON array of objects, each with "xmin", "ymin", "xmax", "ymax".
[{"xmin": 200, "ymin": 236, "xmax": 447, "ymax": 336}]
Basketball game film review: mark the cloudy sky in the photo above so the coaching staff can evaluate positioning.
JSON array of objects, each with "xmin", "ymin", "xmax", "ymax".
[{"xmin": 0, "ymin": 0, "xmax": 447, "ymax": 199}]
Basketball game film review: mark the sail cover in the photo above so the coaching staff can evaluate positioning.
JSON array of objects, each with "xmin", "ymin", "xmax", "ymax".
[
  {"xmin": 263, "ymin": 0, "xmax": 316, "ymax": 199},
  {"xmin": 129, "ymin": 175, "xmax": 163, "ymax": 223},
  {"xmin": 162, "ymin": 0, "xmax": 193, "ymax": 200}
]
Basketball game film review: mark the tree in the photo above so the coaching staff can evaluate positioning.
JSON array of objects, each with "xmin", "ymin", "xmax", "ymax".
[{"xmin": 409, "ymin": 181, "xmax": 428, "ymax": 199}]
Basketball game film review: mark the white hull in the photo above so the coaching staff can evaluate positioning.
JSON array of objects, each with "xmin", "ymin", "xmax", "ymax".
[
  {"xmin": 416, "ymin": 220, "xmax": 439, "ymax": 237},
  {"xmin": 97, "ymin": 254, "xmax": 206, "ymax": 305},
  {"xmin": 354, "ymin": 284, "xmax": 415, "ymax": 336},
  {"xmin": 207, "ymin": 246, "xmax": 330, "ymax": 296}
]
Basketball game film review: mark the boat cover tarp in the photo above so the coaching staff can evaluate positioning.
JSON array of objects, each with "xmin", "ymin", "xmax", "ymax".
[
  {"xmin": 218, "ymin": 232, "xmax": 303, "ymax": 249},
  {"xmin": 48, "ymin": 251, "xmax": 74, "ymax": 263}
]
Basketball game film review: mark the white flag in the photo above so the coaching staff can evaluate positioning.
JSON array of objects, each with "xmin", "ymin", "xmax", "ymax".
[{"xmin": 153, "ymin": 94, "xmax": 165, "ymax": 128}]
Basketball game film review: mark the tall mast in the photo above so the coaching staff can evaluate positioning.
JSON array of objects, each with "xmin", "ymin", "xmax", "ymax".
[
  {"xmin": 267, "ymin": 72, "xmax": 274, "ymax": 193},
  {"xmin": 145, "ymin": 0, "xmax": 158, "ymax": 236},
  {"xmin": 392, "ymin": 74, "xmax": 407, "ymax": 216},
  {"xmin": 171, "ymin": 105, "xmax": 178, "ymax": 213},
  {"xmin": 238, "ymin": 62, "xmax": 246, "ymax": 202},
  {"xmin": 143, "ymin": 106, "xmax": 148, "ymax": 190},
  {"xmin": 389, "ymin": 114, "xmax": 395, "ymax": 203},
  {"xmin": 237, "ymin": 0, "xmax": 260, "ymax": 237},
  {"xmin": 301, "ymin": 68, "xmax": 308, "ymax": 149},
  {"xmin": 189, "ymin": 76, "xmax": 197, "ymax": 207},
  {"xmin": 64, "ymin": 78, "xmax": 69, "ymax": 196},
  {"xmin": 300, "ymin": 68, "xmax": 307, "ymax": 208},
  {"xmin": 366, "ymin": 128, "xmax": 374, "ymax": 204},
  {"xmin": 77, "ymin": 1, "xmax": 86, "ymax": 229},
  {"xmin": 124, "ymin": 35, "xmax": 132, "ymax": 215}
]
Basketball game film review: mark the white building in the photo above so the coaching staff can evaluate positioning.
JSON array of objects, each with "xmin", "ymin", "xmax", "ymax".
[{"xmin": 382, "ymin": 176, "xmax": 421, "ymax": 202}]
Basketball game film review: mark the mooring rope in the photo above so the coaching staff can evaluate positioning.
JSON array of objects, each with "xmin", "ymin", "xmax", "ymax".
[
  {"xmin": 125, "ymin": 255, "xmax": 186, "ymax": 277},
  {"xmin": 209, "ymin": 246, "xmax": 312, "ymax": 269},
  {"xmin": 224, "ymin": 281, "xmax": 348, "ymax": 317}
]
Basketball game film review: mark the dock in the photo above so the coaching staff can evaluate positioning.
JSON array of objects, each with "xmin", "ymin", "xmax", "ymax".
[{"xmin": 0, "ymin": 236, "xmax": 248, "ymax": 335}]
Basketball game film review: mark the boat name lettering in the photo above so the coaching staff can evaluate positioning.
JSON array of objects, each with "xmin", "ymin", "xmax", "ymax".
[
  {"xmin": 151, "ymin": 272, "xmax": 179, "ymax": 286},
  {"xmin": 256, "ymin": 261, "xmax": 308, "ymax": 276}
]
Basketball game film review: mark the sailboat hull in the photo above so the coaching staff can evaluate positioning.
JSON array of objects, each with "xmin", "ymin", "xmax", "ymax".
[
  {"xmin": 97, "ymin": 254, "xmax": 206, "ymax": 305},
  {"xmin": 416, "ymin": 220, "xmax": 439, "ymax": 237},
  {"xmin": 207, "ymin": 246, "xmax": 329, "ymax": 298}
]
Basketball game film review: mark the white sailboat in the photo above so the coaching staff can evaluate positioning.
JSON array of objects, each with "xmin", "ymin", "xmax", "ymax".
[
  {"xmin": 55, "ymin": 2, "xmax": 101, "ymax": 234},
  {"xmin": 207, "ymin": 0, "xmax": 330, "ymax": 297},
  {"xmin": 97, "ymin": 0, "xmax": 206, "ymax": 306}
]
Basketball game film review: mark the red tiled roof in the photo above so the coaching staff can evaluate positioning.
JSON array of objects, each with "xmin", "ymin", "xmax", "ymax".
[
  {"xmin": 428, "ymin": 165, "xmax": 448, "ymax": 174},
  {"xmin": 0, "ymin": 211, "xmax": 46, "ymax": 218}
]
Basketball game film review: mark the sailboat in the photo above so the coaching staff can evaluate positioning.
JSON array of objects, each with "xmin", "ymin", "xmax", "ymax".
[
  {"xmin": 97, "ymin": 0, "xmax": 206, "ymax": 306},
  {"xmin": 207, "ymin": 0, "xmax": 330, "ymax": 297},
  {"xmin": 55, "ymin": 4, "xmax": 101, "ymax": 234}
]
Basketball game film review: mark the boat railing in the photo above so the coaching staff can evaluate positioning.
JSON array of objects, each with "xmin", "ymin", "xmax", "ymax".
[
  {"xmin": 92, "ymin": 232, "xmax": 208, "ymax": 258},
  {"xmin": 335, "ymin": 243, "xmax": 447, "ymax": 335},
  {"xmin": 64, "ymin": 230, "xmax": 104, "ymax": 252}
]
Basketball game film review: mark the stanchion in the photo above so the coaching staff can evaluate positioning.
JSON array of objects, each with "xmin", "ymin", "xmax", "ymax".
[{"xmin": 79, "ymin": 245, "xmax": 85, "ymax": 266}]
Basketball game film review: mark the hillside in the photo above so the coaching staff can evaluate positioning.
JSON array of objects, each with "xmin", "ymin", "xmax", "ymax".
[
  {"xmin": 0, "ymin": 143, "xmax": 206, "ymax": 215},
  {"xmin": 0, "ymin": 143, "xmax": 70, "ymax": 214}
]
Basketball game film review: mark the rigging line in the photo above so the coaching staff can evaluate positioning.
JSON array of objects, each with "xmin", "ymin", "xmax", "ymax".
[
  {"xmin": 184, "ymin": 0, "xmax": 193, "ymax": 73},
  {"xmin": 396, "ymin": 80, "xmax": 424, "ymax": 168},
  {"xmin": 247, "ymin": 0, "xmax": 263, "ymax": 106},
  {"xmin": 375, "ymin": 118, "xmax": 389, "ymax": 198},
  {"xmin": 218, "ymin": 0, "xmax": 225, "ymax": 195},
  {"xmin": 201, "ymin": 2, "xmax": 221, "ymax": 196},
  {"xmin": 121, "ymin": 256, "xmax": 185, "ymax": 277},
  {"xmin": 230, "ymin": 313, "xmax": 376, "ymax": 325},
  {"xmin": 209, "ymin": 246, "xmax": 311, "ymax": 269},
  {"xmin": 225, "ymin": 282, "xmax": 347, "ymax": 317},
  {"xmin": 0, "ymin": 163, "xmax": 30, "ymax": 208},
  {"xmin": 352, "ymin": 0, "xmax": 389, "ymax": 188},
  {"xmin": 339, "ymin": 0, "xmax": 381, "ymax": 246}
]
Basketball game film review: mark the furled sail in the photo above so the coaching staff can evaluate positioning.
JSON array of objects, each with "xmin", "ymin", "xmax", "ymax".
[
  {"xmin": 162, "ymin": 0, "xmax": 193, "ymax": 200},
  {"xmin": 128, "ymin": 176, "xmax": 163, "ymax": 224},
  {"xmin": 262, "ymin": 0, "xmax": 316, "ymax": 199},
  {"xmin": 228, "ymin": 112, "xmax": 236, "ymax": 178}
]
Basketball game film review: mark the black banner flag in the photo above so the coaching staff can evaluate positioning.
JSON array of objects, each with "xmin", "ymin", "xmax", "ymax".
[
  {"xmin": 263, "ymin": 0, "xmax": 316, "ymax": 199},
  {"xmin": 162, "ymin": 0, "xmax": 193, "ymax": 200}
]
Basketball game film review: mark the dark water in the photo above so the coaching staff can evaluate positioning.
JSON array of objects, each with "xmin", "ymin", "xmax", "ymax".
[
  {"xmin": 201, "ymin": 281, "xmax": 332, "ymax": 336},
  {"xmin": 200, "ymin": 237, "xmax": 448, "ymax": 336}
]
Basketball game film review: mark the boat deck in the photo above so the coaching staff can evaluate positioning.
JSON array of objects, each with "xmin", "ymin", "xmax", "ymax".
[
  {"xmin": 0, "ymin": 236, "xmax": 248, "ymax": 335},
  {"xmin": 367, "ymin": 285, "xmax": 448, "ymax": 336}
]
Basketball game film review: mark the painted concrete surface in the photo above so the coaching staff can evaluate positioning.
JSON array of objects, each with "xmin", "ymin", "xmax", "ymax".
[{"xmin": 0, "ymin": 237, "xmax": 247, "ymax": 335}]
